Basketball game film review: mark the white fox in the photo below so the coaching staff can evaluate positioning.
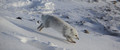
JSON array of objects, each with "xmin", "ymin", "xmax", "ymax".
[{"xmin": 37, "ymin": 14, "xmax": 79, "ymax": 43}]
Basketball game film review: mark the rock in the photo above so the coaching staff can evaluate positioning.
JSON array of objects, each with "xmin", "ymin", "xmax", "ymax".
[
  {"xmin": 29, "ymin": 19, "xmax": 35, "ymax": 21},
  {"xmin": 61, "ymin": 15, "xmax": 69, "ymax": 19},
  {"xmin": 16, "ymin": 17, "xmax": 22, "ymax": 20},
  {"xmin": 84, "ymin": 30, "xmax": 89, "ymax": 34},
  {"xmin": 111, "ymin": 1, "xmax": 117, "ymax": 4},
  {"xmin": 37, "ymin": 20, "xmax": 40, "ymax": 24}
]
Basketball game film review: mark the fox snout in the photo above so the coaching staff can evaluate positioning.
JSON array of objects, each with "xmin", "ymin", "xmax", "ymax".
[
  {"xmin": 76, "ymin": 36, "xmax": 79, "ymax": 40},
  {"xmin": 75, "ymin": 35, "xmax": 79, "ymax": 40}
]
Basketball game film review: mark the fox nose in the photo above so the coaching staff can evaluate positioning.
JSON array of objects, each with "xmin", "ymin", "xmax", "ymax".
[{"xmin": 76, "ymin": 37, "xmax": 79, "ymax": 40}]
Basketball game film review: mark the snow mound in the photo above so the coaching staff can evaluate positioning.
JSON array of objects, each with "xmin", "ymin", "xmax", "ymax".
[
  {"xmin": 12, "ymin": 0, "xmax": 31, "ymax": 7},
  {"xmin": 0, "ymin": 17, "xmax": 67, "ymax": 50},
  {"xmin": 10, "ymin": 0, "xmax": 54, "ymax": 14}
]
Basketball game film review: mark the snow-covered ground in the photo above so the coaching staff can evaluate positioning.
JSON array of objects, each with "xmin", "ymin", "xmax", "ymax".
[{"xmin": 0, "ymin": 0, "xmax": 120, "ymax": 50}]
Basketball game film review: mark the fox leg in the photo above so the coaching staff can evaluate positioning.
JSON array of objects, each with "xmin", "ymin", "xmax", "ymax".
[
  {"xmin": 66, "ymin": 37, "xmax": 72, "ymax": 42},
  {"xmin": 64, "ymin": 34, "xmax": 76, "ymax": 43},
  {"xmin": 37, "ymin": 23, "xmax": 44, "ymax": 31},
  {"xmin": 70, "ymin": 38, "xmax": 76, "ymax": 43},
  {"xmin": 66, "ymin": 36, "xmax": 76, "ymax": 43}
]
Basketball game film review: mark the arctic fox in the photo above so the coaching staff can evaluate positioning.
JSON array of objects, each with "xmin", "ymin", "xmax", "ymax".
[{"xmin": 37, "ymin": 14, "xmax": 79, "ymax": 43}]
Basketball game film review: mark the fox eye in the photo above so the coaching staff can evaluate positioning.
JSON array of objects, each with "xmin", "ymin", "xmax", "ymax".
[{"xmin": 75, "ymin": 35, "xmax": 77, "ymax": 36}]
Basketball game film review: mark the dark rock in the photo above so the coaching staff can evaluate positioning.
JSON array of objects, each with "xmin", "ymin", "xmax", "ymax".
[
  {"xmin": 105, "ymin": 9, "xmax": 111, "ymax": 11},
  {"xmin": 111, "ymin": 1, "xmax": 117, "ymax": 4},
  {"xmin": 37, "ymin": 20, "xmax": 40, "ymax": 24},
  {"xmin": 61, "ymin": 15, "xmax": 69, "ymax": 19},
  {"xmin": 104, "ymin": 20, "xmax": 108, "ymax": 21},
  {"xmin": 16, "ymin": 17, "xmax": 22, "ymax": 20},
  {"xmin": 29, "ymin": 19, "xmax": 35, "ymax": 21},
  {"xmin": 84, "ymin": 30, "xmax": 89, "ymax": 34}
]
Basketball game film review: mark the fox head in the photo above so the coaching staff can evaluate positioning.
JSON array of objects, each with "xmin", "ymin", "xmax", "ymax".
[{"xmin": 70, "ymin": 28, "xmax": 79, "ymax": 40}]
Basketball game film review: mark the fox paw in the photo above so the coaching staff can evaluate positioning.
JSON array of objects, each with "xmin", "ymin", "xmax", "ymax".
[
  {"xmin": 71, "ymin": 41, "xmax": 76, "ymax": 43},
  {"xmin": 67, "ymin": 40, "xmax": 76, "ymax": 43}
]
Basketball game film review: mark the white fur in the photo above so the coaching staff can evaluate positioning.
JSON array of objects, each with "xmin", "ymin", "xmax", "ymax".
[{"xmin": 38, "ymin": 14, "xmax": 79, "ymax": 43}]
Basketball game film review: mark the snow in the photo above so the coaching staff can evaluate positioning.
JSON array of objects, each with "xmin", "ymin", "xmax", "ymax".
[
  {"xmin": 11, "ymin": 0, "xmax": 31, "ymax": 7},
  {"xmin": 0, "ymin": 0, "xmax": 120, "ymax": 50}
]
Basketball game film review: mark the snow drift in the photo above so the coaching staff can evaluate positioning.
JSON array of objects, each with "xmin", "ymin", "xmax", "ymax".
[{"xmin": 0, "ymin": 0, "xmax": 120, "ymax": 50}]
